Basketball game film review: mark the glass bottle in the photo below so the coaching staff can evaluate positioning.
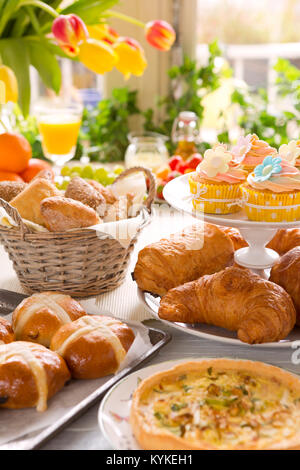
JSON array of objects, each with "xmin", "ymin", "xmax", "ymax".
[{"xmin": 172, "ymin": 111, "xmax": 200, "ymax": 160}]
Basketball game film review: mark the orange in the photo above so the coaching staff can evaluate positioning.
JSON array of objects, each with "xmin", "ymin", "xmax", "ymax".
[
  {"xmin": 0, "ymin": 132, "xmax": 32, "ymax": 173},
  {"xmin": 0, "ymin": 171, "xmax": 23, "ymax": 182},
  {"xmin": 20, "ymin": 158, "xmax": 54, "ymax": 183}
]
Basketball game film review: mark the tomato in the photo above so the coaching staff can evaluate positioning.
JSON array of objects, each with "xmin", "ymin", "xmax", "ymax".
[
  {"xmin": 168, "ymin": 156, "xmax": 183, "ymax": 171},
  {"xmin": 187, "ymin": 153, "xmax": 202, "ymax": 170},
  {"xmin": 176, "ymin": 161, "xmax": 190, "ymax": 174}
]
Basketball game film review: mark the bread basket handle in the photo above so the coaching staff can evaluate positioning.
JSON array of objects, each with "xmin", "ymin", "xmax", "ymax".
[
  {"xmin": 0, "ymin": 198, "xmax": 29, "ymax": 236},
  {"xmin": 113, "ymin": 166, "xmax": 156, "ymax": 213}
]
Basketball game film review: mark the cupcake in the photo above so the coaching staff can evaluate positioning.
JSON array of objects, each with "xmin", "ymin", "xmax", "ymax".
[
  {"xmin": 279, "ymin": 140, "xmax": 300, "ymax": 171},
  {"xmin": 189, "ymin": 144, "xmax": 247, "ymax": 214},
  {"xmin": 241, "ymin": 155, "xmax": 300, "ymax": 222},
  {"xmin": 232, "ymin": 134, "xmax": 277, "ymax": 174}
]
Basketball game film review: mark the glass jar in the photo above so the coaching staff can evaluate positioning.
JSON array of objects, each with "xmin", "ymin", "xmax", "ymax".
[
  {"xmin": 125, "ymin": 132, "xmax": 169, "ymax": 172},
  {"xmin": 172, "ymin": 111, "xmax": 200, "ymax": 160}
]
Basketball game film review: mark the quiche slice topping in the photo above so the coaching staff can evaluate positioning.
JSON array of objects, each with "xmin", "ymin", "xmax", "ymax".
[{"xmin": 139, "ymin": 368, "xmax": 300, "ymax": 449}]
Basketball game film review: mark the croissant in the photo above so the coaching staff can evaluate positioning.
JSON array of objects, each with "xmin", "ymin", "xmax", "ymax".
[
  {"xmin": 134, "ymin": 223, "xmax": 234, "ymax": 296},
  {"xmin": 217, "ymin": 226, "xmax": 248, "ymax": 251},
  {"xmin": 159, "ymin": 267, "xmax": 296, "ymax": 344},
  {"xmin": 270, "ymin": 247, "xmax": 300, "ymax": 325},
  {"xmin": 267, "ymin": 229, "xmax": 300, "ymax": 255}
]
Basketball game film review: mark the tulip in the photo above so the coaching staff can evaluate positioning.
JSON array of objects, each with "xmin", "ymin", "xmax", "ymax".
[
  {"xmin": 87, "ymin": 24, "xmax": 118, "ymax": 45},
  {"xmin": 52, "ymin": 14, "xmax": 89, "ymax": 57},
  {"xmin": 79, "ymin": 39, "xmax": 118, "ymax": 74},
  {"xmin": 0, "ymin": 65, "xmax": 18, "ymax": 104},
  {"xmin": 113, "ymin": 37, "xmax": 147, "ymax": 79},
  {"xmin": 145, "ymin": 20, "xmax": 176, "ymax": 51}
]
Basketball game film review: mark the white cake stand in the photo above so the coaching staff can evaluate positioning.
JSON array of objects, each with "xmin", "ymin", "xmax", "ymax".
[{"xmin": 163, "ymin": 173, "xmax": 300, "ymax": 275}]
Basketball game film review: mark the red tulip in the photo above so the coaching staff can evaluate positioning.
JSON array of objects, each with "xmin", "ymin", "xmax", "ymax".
[
  {"xmin": 145, "ymin": 20, "xmax": 176, "ymax": 51},
  {"xmin": 52, "ymin": 14, "xmax": 89, "ymax": 57}
]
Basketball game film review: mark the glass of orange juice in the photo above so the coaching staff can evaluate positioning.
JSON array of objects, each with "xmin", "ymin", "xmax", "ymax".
[{"xmin": 35, "ymin": 99, "xmax": 83, "ymax": 168}]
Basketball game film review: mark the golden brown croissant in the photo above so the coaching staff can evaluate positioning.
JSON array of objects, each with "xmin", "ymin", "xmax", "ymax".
[
  {"xmin": 270, "ymin": 247, "xmax": 300, "ymax": 325},
  {"xmin": 217, "ymin": 226, "xmax": 248, "ymax": 251},
  {"xmin": 134, "ymin": 223, "xmax": 234, "ymax": 296},
  {"xmin": 159, "ymin": 267, "xmax": 296, "ymax": 344},
  {"xmin": 267, "ymin": 229, "xmax": 300, "ymax": 255}
]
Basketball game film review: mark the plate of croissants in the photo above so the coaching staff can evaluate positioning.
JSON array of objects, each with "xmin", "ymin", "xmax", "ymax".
[{"xmin": 134, "ymin": 222, "xmax": 300, "ymax": 347}]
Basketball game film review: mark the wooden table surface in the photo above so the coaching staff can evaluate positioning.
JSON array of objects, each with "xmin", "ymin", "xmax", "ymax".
[{"xmin": 40, "ymin": 319, "xmax": 300, "ymax": 450}]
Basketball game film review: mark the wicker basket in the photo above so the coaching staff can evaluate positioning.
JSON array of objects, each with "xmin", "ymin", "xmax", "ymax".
[{"xmin": 0, "ymin": 166, "xmax": 155, "ymax": 298}]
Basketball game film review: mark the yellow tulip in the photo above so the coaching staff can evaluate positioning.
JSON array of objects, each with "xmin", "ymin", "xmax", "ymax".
[
  {"xmin": 113, "ymin": 37, "xmax": 147, "ymax": 79},
  {"xmin": 0, "ymin": 65, "xmax": 18, "ymax": 104},
  {"xmin": 87, "ymin": 24, "xmax": 118, "ymax": 44},
  {"xmin": 78, "ymin": 38, "xmax": 118, "ymax": 74}
]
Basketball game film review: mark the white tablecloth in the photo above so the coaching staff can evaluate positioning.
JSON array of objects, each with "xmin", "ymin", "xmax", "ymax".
[{"xmin": 0, "ymin": 205, "xmax": 196, "ymax": 322}]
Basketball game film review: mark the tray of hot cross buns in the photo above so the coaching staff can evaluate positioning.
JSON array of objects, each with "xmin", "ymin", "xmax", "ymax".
[{"xmin": 0, "ymin": 289, "xmax": 171, "ymax": 450}]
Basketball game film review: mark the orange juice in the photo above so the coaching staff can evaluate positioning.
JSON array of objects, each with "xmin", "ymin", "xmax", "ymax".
[{"xmin": 38, "ymin": 115, "xmax": 81, "ymax": 155}]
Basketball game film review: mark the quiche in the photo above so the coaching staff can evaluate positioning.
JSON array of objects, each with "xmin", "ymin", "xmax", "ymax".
[{"xmin": 130, "ymin": 359, "xmax": 300, "ymax": 450}]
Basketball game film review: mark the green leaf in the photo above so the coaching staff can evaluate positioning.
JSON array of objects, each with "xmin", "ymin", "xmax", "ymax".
[
  {"xmin": 0, "ymin": 38, "xmax": 30, "ymax": 116},
  {"xmin": 0, "ymin": 0, "xmax": 23, "ymax": 36},
  {"xmin": 28, "ymin": 40, "xmax": 61, "ymax": 93},
  {"xmin": 61, "ymin": 0, "xmax": 119, "ymax": 24}
]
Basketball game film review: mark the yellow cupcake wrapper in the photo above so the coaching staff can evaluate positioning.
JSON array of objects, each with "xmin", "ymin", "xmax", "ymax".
[
  {"xmin": 241, "ymin": 186, "xmax": 300, "ymax": 222},
  {"xmin": 189, "ymin": 176, "xmax": 243, "ymax": 214}
]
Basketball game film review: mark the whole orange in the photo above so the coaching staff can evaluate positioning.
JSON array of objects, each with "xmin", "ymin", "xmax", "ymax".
[
  {"xmin": 0, "ymin": 171, "xmax": 24, "ymax": 182},
  {"xmin": 20, "ymin": 158, "xmax": 54, "ymax": 183},
  {"xmin": 0, "ymin": 132, "xmax": 32, "ymax": 173}
]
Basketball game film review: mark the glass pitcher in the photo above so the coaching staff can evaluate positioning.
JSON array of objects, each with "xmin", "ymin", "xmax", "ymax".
[{"xmin": 125, "ymin": 132, "xmax": 169, "ymax": 172}]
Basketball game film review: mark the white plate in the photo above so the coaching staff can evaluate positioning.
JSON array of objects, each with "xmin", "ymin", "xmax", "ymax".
[
  {"xmin": 98, "ymin": 358, "xmax": 199, "ymax": 450},
  {"xmin": 138, "ymin": 289, "xmax": 300, "ymax": 349},
  {"xmin": 163, "ymin": 173, "xmax": 300, "ymax": 229},
  {"xmin": 98, "ymin": 358, "xmax": 300, "ymax": 450}
]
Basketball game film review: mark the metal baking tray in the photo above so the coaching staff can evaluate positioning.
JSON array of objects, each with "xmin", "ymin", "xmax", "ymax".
[{"xmin": 0, "ymin": 289, "xmax": 172, "ymax": 450}]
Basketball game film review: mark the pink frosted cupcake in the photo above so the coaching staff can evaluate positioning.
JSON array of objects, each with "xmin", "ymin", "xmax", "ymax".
[
  {"xmin": 232, "ymin": 134, "xmax": 277, "ymax": 174},
  {"xmin": 189, "ymin": 144, "xmax": 247, "ymax": 214},
  {"xmin": 279, "ymin": 140, "xmax": 300, "ymax": 171}
]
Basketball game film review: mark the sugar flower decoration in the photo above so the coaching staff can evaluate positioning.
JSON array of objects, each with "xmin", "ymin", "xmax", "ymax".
[
  {"xmin": 231, "ymin": 134, "xmax": 252, "ymax": 163},
  {"xmin": 199, "ymin": 144, "xmax": 232, "ymax": 178},
  {"xmin": 278, "ymin": 140, "xmax": 300, "ymax": 166},
  {"xmin": 253, "ymin": 156, "xmax": 282, "ymax": 182}
]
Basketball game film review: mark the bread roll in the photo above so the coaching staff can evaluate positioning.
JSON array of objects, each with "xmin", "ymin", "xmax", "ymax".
[
  {"xmin": 0, "ymin": 341, "xmax": 70, "ymax": 411},
  {"xmin": 40, "ymin": 196, "xmax": 101, "ymax": 231},
  {"xmin": 0, "ymin": 317, "xmax": 14, "ymax": 345},
  {"xmin": 51, "ymin": 315, "xmax": 135, "ymax": 379},
  {"xmin": 10, "ymin": 178, "xmax": 60, "ymax": 226},
  {"xmin": 12, "ymin": 292, "xmax": 86, "ymax": 347},
  {"xmin": 65, "ymin": 176, "xmax": 106, "ymax": 215},
  {"xmin": 88, "ymin": 179, "xmax": 117, "ymax": 205},
  {"xmin": 0, "ymin": 181, "xmax": 27, "ymax": 202}
]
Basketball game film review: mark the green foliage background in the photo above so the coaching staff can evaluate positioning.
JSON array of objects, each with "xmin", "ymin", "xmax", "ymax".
[{"xmin": 15, "ymin": 40, "xmax": 300, "ymax": 162}]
